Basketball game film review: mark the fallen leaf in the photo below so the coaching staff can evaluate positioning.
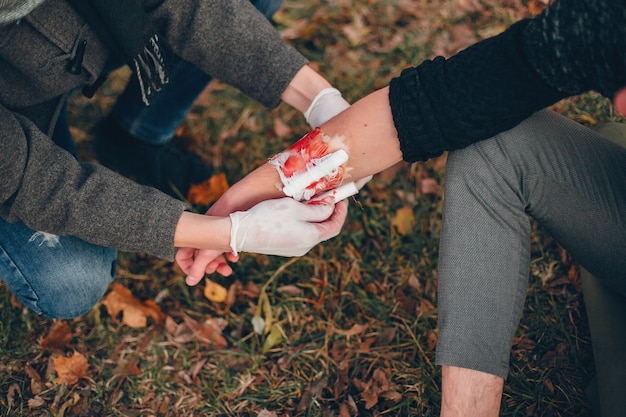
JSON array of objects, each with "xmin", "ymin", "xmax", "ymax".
[
  {"xmin": 101, "ymin": 283, "xmax": 165, "ymax": 328},
  {"xmin": 204, "ymin": 279, "xmax": 228, "ymax": 303},
  {"xmin": 527, "ymin": 0, "xmax": 549, "ymax": 15},
  {"xmin": 391, "ymin": 205, "xmax": 415, "ymax": 235},
  {"xmin": 353, "ymin": 368, "xmax": 390, "ymax": 409},
  {"xmin": 182, "ymin": 315, "xmax": 228, "ymax": 348},
  {"xmin": 186, "ymin": 173, "xmax": 229, "ymax": 206},
  {"xmin": 262, "ymin": 324, "xmax": 284, "ymax": 353},
  {"xmin": 24, "ymin": 365, "xmax": 43, "ymax": 395},
  {"xmin": 420, "ymin": 177, "xmax": 441, "ymax": 196},
  {"xmin": 28, "ymin": 396, "xmax": 45, "ymax": 409},
  {"xmin": 6, "ymin": 383, "xmax": 20, "ymax": 408},
  {"xmin": 257, "ymin": 409, "xmax": 279, "ymax": 417},
  {"xmin": 40, "ymin": 321, "xmax": 73, "ymax": 351},
  {"xmin": 331, "ymin": 323, "xmax": 368, "ymax": 337},
  {"xmin": 273, "ymin": 118, "xmax": 292, "ymax": 138},
  {"xmin": 54, "ymin": 351, "xmax": 88, "ymax": 386}
]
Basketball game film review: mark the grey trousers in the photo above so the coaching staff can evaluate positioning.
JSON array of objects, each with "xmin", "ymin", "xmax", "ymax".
[{"xmin": 435, "ymin": 109, "xmax": 626, "ymax": 379}]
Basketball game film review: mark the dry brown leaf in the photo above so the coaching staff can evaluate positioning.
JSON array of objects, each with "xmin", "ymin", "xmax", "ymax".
[
  {"xmin": 183, "ymin": 315, "xmax": 228, "ymax": 348},
  {"xmin": 27, "ymin": 396, "xmax": 45, "ymax": 409},
  {"xmin": 204, "ymin": 279, "xmax": 228, "ymax": 303},
  {"xmin": 40, "ymin": 321, "xmax": 73, "ymax": 351},
  {"xmin": 355, "ymin": 368, "xmax": 390, "ymax": 409},
  {"xmin": 257, "ymin": 409, "xmax": 279, "ymax": 417},
  {"xmin": 527, "ymin": 0, "xmax": 549, "ymax": 15},
  {"xmin": 391, "ymin": 205, "xmax": 415, "ymax": 235},
  {"xmin": 186, "ymin": 173, "xmax": 229, "ymax": 206},
  {"xmin": 6, "ymin": 383, "xmax": 19, "ymax": 408},
  {"xmin": 273, "ymin": 118, "xmax": 292, "ymax": 138},
  {"xmin": 54, "ymin": 351, "xmax": 88, "ymax": 386},
  {"xmin": 101, "ymin": 283, "xmax": 165, "ymax": 328},
  {"xmin": 420, "ymin": 177, "xmax": 441, "ymax": 196},
  {"xmin": 331, "ymin": 323, "xmax": 368, "ymax": 337},
  {"xmin": 24, "ymin": 365, "xmax": 43, "ymax": 395}
]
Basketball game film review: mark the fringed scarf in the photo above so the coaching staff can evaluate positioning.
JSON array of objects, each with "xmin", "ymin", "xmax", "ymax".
[{"xmin": 67, "ymin": 0, "xmax": 174, "ymax": 105}]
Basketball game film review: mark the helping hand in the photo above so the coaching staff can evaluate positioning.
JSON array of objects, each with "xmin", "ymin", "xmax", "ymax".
[
  {"xmin": 175, "ymin": 197, "xmax": 348, "ymax": 286},
  {"xmin": 229, "ymin": 197, "xmax": 348, "ymax": 256},
  {"xmin": 304, "ymin": 88, "xmax": 350, "ymax": 128}
]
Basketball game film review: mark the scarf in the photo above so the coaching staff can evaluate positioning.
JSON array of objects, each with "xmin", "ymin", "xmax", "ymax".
[
  {"xmin": 0, "ymin": 0, "xmax": 45, "ymax": 24},
  {"xmin": 67, "ymin": 0, "xmax": 174, "ymax": 105}
]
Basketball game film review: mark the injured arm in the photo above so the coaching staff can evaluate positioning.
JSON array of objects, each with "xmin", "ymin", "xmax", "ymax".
[{"xmin": 209, "ymin": 87, "xmax": 402, "ymax": 216}]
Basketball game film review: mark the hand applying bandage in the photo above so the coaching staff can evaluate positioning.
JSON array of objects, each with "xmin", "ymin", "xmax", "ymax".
[
  {"xmin": 229, "ymin": 197, "xmax": 348, "ymax": 256},
  {"xmin": 304, "ymin": 88, "xmax": 350, "ymax": 128}
]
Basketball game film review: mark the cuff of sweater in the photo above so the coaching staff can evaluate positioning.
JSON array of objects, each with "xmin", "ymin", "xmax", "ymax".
[{"xmin": 389, "ymin": 67, "xmax": 446, "ymax": 163}]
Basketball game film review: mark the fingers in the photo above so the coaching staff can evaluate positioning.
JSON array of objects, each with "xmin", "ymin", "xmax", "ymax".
[
  {"xmin": 185, "ymin": 249, "xmax": 229, "ymax": 285},
  {"xmin": 296, "ymin": 198, "xmax": 336, "ymax": 222},
  {"xmin": 175, "ymin": 247, "xmax": 196, "ymax": 275},
  {"xmin": 316, "ymin": 199, "xmax": 348, "ymax": 240}
]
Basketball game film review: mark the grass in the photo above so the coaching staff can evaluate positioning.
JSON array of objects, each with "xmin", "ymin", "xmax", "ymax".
[{"xmin": 1, "ymin": 0, "xmax": 623, "ymax": 415}]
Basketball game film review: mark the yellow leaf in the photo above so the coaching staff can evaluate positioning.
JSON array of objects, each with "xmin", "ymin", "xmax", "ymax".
[
  {"xmin": 262, "ymin": 324, "xmax": 284, "ymax": 353},
  {"xmin": 203, "ymin": 279, "xmax": 228, "ymax": 302},
  {"xmin": 54, "ymin": 351, "xmax": 88, "ymax": 386},
  {"xmin": 391, "ymin": 206, "xmax": 415, "ymax": 235}
]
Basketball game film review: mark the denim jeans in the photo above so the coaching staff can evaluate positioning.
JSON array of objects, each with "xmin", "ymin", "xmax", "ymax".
[
  {"xmin": 435, "ymin": 110, "xmax": 626, "ymax": 378},
  {"xmin": 0, "ymin": 128, "xmax": 117, "ymax": 318},
  {"xmin": 110, "ymin": 0, "xmax": 283, "ymax": 144}
]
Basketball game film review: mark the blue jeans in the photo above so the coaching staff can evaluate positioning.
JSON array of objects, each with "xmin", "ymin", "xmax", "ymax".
[
  {"xmin": 0, "ymin": 0, "xmax": 283, "ymax": 318},
  {"xmin": 110, "ymin": 0, "xmax": 283, "ymax": 144},
  {"xmin": 0, "ymin": 128, "xmax": 117, "ymax": 318},
  {"xmin": 435, "ymin": 110, "xmax": 626, "ymax": 378}
]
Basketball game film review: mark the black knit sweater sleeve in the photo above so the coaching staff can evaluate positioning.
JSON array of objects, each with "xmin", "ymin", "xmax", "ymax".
[{"xmin": 389, "ymin": 0, "xmax": 626, "ymax": 163}]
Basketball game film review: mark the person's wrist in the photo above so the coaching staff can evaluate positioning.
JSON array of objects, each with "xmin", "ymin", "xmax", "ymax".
[
  {"xmin": 281, "ymin": 65, "xmax": 333, "ymax": 113},
  {"xmin": 174, "ymin": 212, "xmax": 231, "ymax": 251}
]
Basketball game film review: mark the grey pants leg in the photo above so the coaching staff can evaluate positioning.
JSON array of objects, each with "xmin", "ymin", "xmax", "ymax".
[
  {"xmin": 580, "ymin": 122, "xmax": 626, "ymax": 417},
  {"xmin": 435, "ymin": 109, "xmax": 626, "ymax": 378}
]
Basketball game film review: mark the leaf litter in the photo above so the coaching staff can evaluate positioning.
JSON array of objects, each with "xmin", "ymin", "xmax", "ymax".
[{"xmin": 0, "ymin": 0, "xmax": 616, "ymax": 415}]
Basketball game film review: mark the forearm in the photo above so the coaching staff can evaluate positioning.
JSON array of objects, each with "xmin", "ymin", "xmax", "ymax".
[
  {"xmin": 212, "ymin": 87, "xmax": 402, "ymax": 216},
  {"xmin": 320, "ymin": 87, "xmax": 402, "ymax": 181}
]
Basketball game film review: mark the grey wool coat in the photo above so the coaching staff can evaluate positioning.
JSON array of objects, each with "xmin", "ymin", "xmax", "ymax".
[{"xmin": 0, "ymin": 0, "xmax": 308, "ymax": 260}]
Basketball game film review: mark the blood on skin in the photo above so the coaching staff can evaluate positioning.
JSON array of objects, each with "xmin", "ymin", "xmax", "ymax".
[{"xmin": 270, "ymin": 128, "xmax": 350, "ymax": 201}]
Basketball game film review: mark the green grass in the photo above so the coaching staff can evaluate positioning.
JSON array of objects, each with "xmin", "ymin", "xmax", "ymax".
[{"xmin": 1, "ymin": 0, "xmax": 623, "ymax": 415}]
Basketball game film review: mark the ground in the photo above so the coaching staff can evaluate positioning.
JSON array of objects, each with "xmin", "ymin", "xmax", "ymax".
[{"xmin": 1, "ymin": 0, "xmax": 623, "ymax": 415}]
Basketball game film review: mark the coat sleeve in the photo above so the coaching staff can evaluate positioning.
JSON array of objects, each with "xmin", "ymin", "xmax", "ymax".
[
  {"xmin": 148, "ymin": 0, "xmax": 310, "ymax": 109},
  {"xmin": 389, "ymin": 0, "xmax": 626, "ymax": 163},
  {"xmin": 0, "ymin": 105, "xmax": 187, "ymax": 260}
]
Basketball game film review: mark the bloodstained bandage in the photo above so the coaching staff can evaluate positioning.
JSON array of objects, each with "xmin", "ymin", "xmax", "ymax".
[
  {"xmin": 309, "ymin": 181, "xmax": 359, "ymax": 204},
  {"xmin": 269, "ymin": 127, "xmax": 349, "ymax": 201}
]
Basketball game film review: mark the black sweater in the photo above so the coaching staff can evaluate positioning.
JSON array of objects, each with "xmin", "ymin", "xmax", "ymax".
[{"xmin": 389, "ymin": 0, "xmax": 626, "ymax": 162}]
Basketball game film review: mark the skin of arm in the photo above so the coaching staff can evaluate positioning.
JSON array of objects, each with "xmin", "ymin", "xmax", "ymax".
[
  {"xmin": 173, "ymin": 211, "xmax": 232, "ymax": 252},
  {"xmin": 281, "ymin": 65, "xmax": 335, "ymax": 113}
]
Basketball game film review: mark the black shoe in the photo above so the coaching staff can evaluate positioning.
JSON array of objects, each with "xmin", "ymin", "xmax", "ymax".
[{"xmin": 93, "ymin": 116, "xmax": 214, "ymax": 199}]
